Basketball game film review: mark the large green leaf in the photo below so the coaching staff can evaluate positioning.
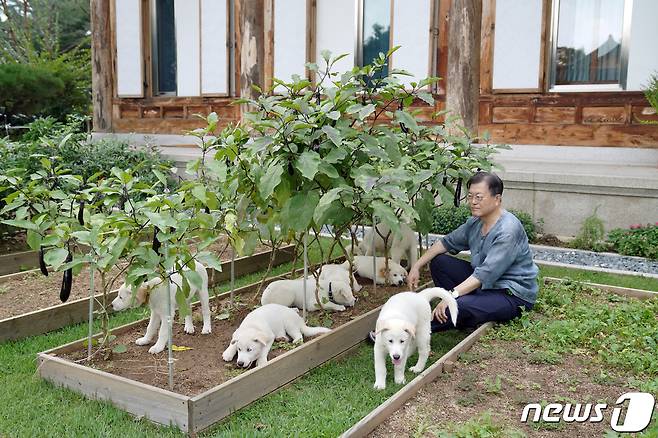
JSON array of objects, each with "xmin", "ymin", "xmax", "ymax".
[
  {"xmin": 372, "ymin": 201, "xmax": 400, "ymax": 234},
  {"xmin": 358, "ymin": 104, "xmax": 376, "ymax": 120},
  {"xmin": 395, "ymin": 110, "xmax": 420, "ymax": 134},
  {"xmin": 259, "ymin": 162, "xmax": 285, "ymax": 201},
  {"xmin": 282, "ymin": 192, "xmax": 320, "ymax": 232},
  {"xmin": 1, "ymin": 219, "xmax": 38, "ymax": 231},
  {"xmin": 324, "ymin": 147, "xmax": 347, "ymax": 164},
  {"xmin": 295, "ymin": 151, "xmax": 321, "ymax": 180},
  {"xmin": 44, "ymin": 248, "xmax": 69, "ymax": 270},
  {"xmin": 318, "ymin": 162, "xmax": 339, "ymax": 179},
  {"xmin": 145, "ymin": 211, "xmax": 177, "ymax": 230},
  {"xmin": 322, "ymin": 125, "xmax": 342, "ymax": 147},
  {"xmin": 314, "ymin": 187, "xmax": 343, "ymax": 224},
  {"xmin": 196, "ymin": 252, "xmax": 223, "ymax": 272},
  {"xmin": 415, "ymin": 189, "xmax": 436, "ymax": 235},
  {"xmin": 26, "ymin": 230, "xmax": 42, "ymax": 251}
]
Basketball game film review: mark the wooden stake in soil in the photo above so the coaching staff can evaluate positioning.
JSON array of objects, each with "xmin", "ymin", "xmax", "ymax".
[
  {"xmin": 230, "ymin": 250, "xmax": 235, "ymax": 305},
  {"xmin": 166, "ymin": 252, "xmax": 174, "ymax": 390},
  {"xmin": 371, "ymin": 215, "xmax": 377, "ymax": 295},
  {"xmin": 86, "ymin": 259, "xmax": 95, "ymax": 360},
  {"xmin": 303, "ymin": 231, "xmax": 308, "ymax": 320}
]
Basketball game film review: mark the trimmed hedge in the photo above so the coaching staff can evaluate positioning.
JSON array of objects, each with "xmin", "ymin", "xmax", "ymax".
[{"xmin": 431, "ymin": 204, "xmax": 538, "ymax": 242}]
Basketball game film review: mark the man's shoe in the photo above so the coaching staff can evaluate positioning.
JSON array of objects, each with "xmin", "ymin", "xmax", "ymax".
[{"xmin": 366, "ymin": 330, "xmax": 376, "ymax": 344}]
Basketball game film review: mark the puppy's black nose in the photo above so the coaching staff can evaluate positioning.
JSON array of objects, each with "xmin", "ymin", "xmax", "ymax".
[
  {"xmin": 393, "ymin": 354, "xmax": 400, "ymax": 360},
  {"xmin": 237, "ymin": 361, "xmax": 244, "ymax": 367}
]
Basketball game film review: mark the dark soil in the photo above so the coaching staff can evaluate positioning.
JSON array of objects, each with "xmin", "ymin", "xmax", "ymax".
[
  {"xmin": 0, "ymin": 238, "xmax": 271, "ymax": 320},
  {"xmin": 533, "ymin": 234, "xmax": 570, "ymax": 248},
  {"xmin": 59, "ymin": 273, "xmax": 432, "ymax": 397},
  {"xmin": 0, "ymin": 231, "xmax": 29, "ymax": 254},
  {"xmin": 371, "ymin": 338, "xmax": 639, "ymax": 437}
]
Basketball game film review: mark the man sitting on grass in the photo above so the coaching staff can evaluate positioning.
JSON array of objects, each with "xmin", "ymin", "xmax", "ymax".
[{"xmin": 407, "ymin": 171, "xmax": 538, "ymax": 332}]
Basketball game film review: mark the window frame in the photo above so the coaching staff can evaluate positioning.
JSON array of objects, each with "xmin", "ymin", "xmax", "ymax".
[
  {"xmin": 547, "ymin": 0, "xmax": 633, "ymax": 93},
  {"xmin": 354, "ymin": 0, "xmax": 437, "ymax": 91},
  {"xmin": 150, "ymin": 0, "xmax": 178, "ymax": 97}
]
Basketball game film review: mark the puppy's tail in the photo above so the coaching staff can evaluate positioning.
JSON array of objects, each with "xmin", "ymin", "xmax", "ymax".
[
  {"xmin": 418, "ymin": 287, "xmax": 458, "ymax": 327},
  {"xmin": 301, "ymin": 324, "xmax": 332, "ymax": 338}
]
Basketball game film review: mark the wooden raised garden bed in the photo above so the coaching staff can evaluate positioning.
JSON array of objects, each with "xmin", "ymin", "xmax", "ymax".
[
  {"xmin": 0, "ymin": 245, "xmax": 294, "ymax": 342},
  {"xmin": 37, "ymin": 269, "xmax": 431, "ymax": 434}
]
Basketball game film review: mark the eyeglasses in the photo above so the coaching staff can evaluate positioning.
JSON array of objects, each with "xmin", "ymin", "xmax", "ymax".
[{"xmin": 466, "ymin": 193, "xmax": 488, "ymax": 204}]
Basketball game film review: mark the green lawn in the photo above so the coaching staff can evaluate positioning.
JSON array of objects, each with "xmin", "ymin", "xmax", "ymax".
[{"xmin": 1, "ymin": 256, "xmax": 656, "ymax": 437}]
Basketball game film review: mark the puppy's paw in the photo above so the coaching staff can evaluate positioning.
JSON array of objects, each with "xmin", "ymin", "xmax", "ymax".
[
  {"xmin": 335, "ymin": 305, "xmax": 346, "ymax": 311},
  {"xmin": 222, "ymin": 350, "xmax": 235, "ymax": 362},
  {"xmin": 135, "ymin": 337, "xmax": 151, "ymax": 346},
  {"xmin": 221, "ymin": 350, "xmax": 234, "ymax": 362},
  {"xmin": 184, "ymin": 325, "xmax": 195, "ymax": 334},
  {"xmin": 394, "ymin": 376, "xmax": 406, "ymax": 385},
  {"xmin": 201, "ymin": 325, "xmax": 211, "ymax": 335},
  {"xmin": 409, "ymin": 365, "xmax": 424, "ymax": 374},
  {"xmin": 373, "ymin": 381, "xmax": 386, "ymax": 390},
  {"xmin": 148, "ymin": 344, "xmax": 165, "ymax": 354}
]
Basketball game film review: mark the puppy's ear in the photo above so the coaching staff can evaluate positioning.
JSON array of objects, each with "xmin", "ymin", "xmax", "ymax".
[
  {"xmin": 135, "ymin": 285, "xmax": 150, "ymax": 306},
  {"xmin": 378, "ymin": 267, "xmax": 389, "ymax": 280},
  {"xmin": 403, "ymin": 322, "xmax": 416, "ymax": 339},
  {"xmin": 374, "ymin": 320, "xmax": 391, "ymax": 336},
  {"xmin": 253, "ymin": 332, "xmax": 269, "ymax": 346}
]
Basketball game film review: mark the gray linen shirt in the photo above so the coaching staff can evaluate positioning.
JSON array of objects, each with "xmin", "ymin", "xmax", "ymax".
[{"xmin": 441, "ymin": 210, "xmax": 539, "ymax": 304}]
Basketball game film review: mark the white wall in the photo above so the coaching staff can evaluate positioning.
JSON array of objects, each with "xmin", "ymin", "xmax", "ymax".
[
  {"xmin": 175, "ymin": 0, "xmax": 201, "ymax": 96},
  {"xmin": 274, "ymin": 0, "xmax": 307, "ymax": 82},
  {"xmin": 316, "ymin": 0, "xmax": 356, "ymax": 73},
  {"xmin": 201, "ymin": 0, "xmax": 228, "ymax": 95},
  {"xmin": 626, "ymin": 0, "xmax": 658, "ymax": 90},
  {"xmin": 115, "ymin": 0, "xmax": 143, "ymax": 97},
  {"xmin": 492, "ymin": 0, "xmax": 543, "ymax": 90},
  {"xmin": 391, "ymin": 0, "xmax": 431, "ymax": 87}
]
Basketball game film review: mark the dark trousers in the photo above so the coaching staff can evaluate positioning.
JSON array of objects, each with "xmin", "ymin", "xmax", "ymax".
[{"xmin": 429, "ymin": 254, "xmax": 533, "ymax": 332}]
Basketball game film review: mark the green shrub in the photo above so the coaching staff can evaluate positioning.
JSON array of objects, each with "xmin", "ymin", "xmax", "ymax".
[
  {"xmin": 431, "ymin": 204, "xmax": 538, "ymax": 241},
  {"xmin": 0, "ymin": 119, "xmax": 175, "ymax": 187},
  {"xmin": 431, "ymin": 204, "xmax": 472, "ymax": 234},
  {"xmin": 607, "ymin": 224, "xmax": 658, "ymax": 260},
  {"xmin": 0, "ymin": 50, "xmax": 90, "ymax": 124},
  {"xmin": 571, "ymin": 209, "xmax": 607, "ymax": 251},
  {"xmin": 508, "ymin": 209, "xmax": 537, "ymax": 242},
  {"xmin": 0, "ymin": 63, "xmax": 65, "ymax": 121}
]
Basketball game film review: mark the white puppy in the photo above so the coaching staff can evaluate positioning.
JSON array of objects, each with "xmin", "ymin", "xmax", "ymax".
[
  {"xmin": 319, "ymin": 263, "xmax": 362, "ymax": 293},
  {"xmin": 111, "ymin": 261, "xmax": 211, "ymax": 354},
  {"xmin": 345, "ymin": 255, "xmax": 408, "ymax": 286},
  {"xmin": 358, "ymin": 223, "xmax": 418, "ymax": 268},
  {"xmin": 222, "ymin": 303, "xmax": 331, "ymax": 368},
  {"xmin": 373, "ymin": 287, "xmax": 458, "ymax": 390},
  {"xmin": 261, "ymin": 277, "xmax": 354, "ymax": 311}
]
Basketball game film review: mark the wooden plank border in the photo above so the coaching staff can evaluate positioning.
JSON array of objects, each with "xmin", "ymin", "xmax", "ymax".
[
  {"xmin": 340, "ymin": 322, "xmax": 495, "ymax": 438},
  {"xmin": 37, "ymin": 354, "xmax": 191, "ymax": 431},
  {"xmin": 38, "ymin": 273, "xmax": 436, "ymax": 433},
  {"xmin": 543, "ymin": 277, "xmax": 658, "ymax": 300},
  {"xmin": 0, "ymin": 249, "xmax": 42, "ymax": 276},
  {"xmin": 0, "ymin": 245, "xmax": 294, "ymax": 342}
]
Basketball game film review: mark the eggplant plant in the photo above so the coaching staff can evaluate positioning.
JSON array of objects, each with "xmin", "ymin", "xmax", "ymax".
[{"xmin": 229, "ymin": 48, "xmax": 507, "ymax": 291}]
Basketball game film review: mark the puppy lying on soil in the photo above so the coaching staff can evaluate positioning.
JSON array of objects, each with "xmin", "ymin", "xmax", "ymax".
[
  {"xmin": 111, "ymin": 261, "xmax": 211, "ymax": 354},
  {"xmin": 261, "ymin": 277, "xmax": 355, "ymax": 311},
  {"xmin": 222, "ymin": 303, "xmax": 331, "ymax": 368},
  {"xmin": 373, "ymin": 287, "xmax": 458, "ymax": 390},
  {"xmin": 346, "ymin": 255, "xmax": 408, "ymax": 286}
]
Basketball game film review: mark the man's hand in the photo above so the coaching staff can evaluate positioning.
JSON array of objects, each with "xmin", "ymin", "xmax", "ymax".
[
  {"xmin": 407, "ymin": 265, "xmax": 420, "ymax": 289},
  {"xmin": 433, "ymin": 300, "xmax": 451, "ymax": 324}
]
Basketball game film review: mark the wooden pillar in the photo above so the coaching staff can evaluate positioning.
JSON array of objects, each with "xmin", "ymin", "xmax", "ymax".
[
  {"xmin": 445, "ymin": 0, "xmax": 482, "ymax": 134},
  {"xmin": 90, "ymin": 0, "xmax": 113, "ymax": 132},
  {"xmin": 236, "ymin": 0, "xmax": 265, "ymax": 101}
]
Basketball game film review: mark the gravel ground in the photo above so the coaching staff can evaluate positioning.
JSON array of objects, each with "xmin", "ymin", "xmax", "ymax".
[{"xmin": 326, "ymin": 226, "xmax": 658, "ymax": 276}]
